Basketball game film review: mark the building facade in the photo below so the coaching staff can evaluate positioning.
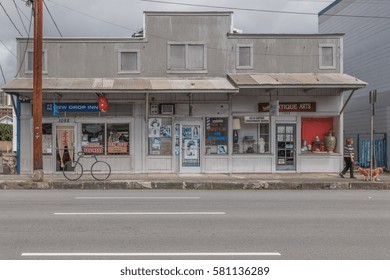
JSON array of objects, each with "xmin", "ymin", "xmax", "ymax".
[
  {"xmin": 319, "ymin": 0, "xmax": 389, "ymax": 168},
  {"xmin": 2, "ymin": 11, "xmax": 365, "ymax": 174}
]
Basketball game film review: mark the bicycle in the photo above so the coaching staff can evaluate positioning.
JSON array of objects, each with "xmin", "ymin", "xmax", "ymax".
[{"xmin": 63, "ymin": 151, "xmax": 111, "ymax": 181}]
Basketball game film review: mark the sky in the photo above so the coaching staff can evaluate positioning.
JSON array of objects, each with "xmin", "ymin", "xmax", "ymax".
[{"xmin": 0, "ymin": 0, "xmax": 334, "ymax": 86}]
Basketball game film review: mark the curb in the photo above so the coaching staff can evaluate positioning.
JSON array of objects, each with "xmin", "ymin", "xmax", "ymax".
[{"xmin": 1, "ymin": 180, "xmax": 390, "ymax": 190}]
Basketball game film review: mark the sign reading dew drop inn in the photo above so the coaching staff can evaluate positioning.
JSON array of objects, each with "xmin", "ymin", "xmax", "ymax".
[{"xmin": 258, "ymin": 102, "xmax": 316, "ymax": 113}]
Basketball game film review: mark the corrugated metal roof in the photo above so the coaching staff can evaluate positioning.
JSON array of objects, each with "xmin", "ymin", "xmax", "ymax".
[
  {"xmin": 2, "ymin": 78, "xmax": 237, "ymax": 93},
  {"xmin": 228, "ymin": 73, "xmax": 367, "ymax": 89}
]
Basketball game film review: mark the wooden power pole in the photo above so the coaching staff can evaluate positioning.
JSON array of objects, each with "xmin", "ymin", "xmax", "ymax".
[{"xmin": 32, "ymin": 0, "xmax": 44, "ymax": 181}]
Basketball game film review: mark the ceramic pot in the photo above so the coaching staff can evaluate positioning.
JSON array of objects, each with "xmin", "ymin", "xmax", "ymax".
[{"xmin": 324, "ymin": 131, "xmax": 336, "ymax": 153}]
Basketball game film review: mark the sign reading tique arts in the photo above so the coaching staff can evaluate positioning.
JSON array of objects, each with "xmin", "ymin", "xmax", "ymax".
[{"xmin": 258, "ymin": 102, "xmax": 316, "ymax": 113}]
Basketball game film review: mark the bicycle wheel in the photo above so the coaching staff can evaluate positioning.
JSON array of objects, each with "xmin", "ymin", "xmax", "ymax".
[
  {"xmin": 63, "ymin": 161, "xmax": 83, "ymax": 181},
  {"xmin": 91, "ymin": 160, "xmax": 111, "ymax": 181}
]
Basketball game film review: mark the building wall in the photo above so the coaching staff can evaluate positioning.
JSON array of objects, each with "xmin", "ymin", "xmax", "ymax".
[
  {"xmin": 319, "ymin": 0, "xmax": 390, "ymax": 168},
  {"xmin": 11, "ymin": 11, "xmax": 349, "ymax": 174},
  {"xmin": 17, "ymin": 12, "xmax": 343, "ymax": 79}
]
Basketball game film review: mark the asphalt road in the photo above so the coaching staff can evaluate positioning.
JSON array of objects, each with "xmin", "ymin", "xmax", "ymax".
[{"xmin": 1, "ymin": 189, "xmax": 390, "ymax": 260}]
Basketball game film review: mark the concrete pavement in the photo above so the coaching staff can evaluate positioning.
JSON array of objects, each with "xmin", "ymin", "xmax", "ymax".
[{"xmin": 1, "ymin": 171, "xmax": 390, "ymax": 190}]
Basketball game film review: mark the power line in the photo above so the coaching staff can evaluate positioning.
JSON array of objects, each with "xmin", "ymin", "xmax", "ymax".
[
  {"xmin": 46, "ymin": 0, "xmax": 136, "ymax": 32},
  {"xmin": 0, "ymin": 62, "xmax": 6, "ymax": 84},
  {"xmin": 14, "ymin": 7, "xmax": 33, "ymax": 78},
  {"xmin": 0, "ymin": 38, "xmax": 16, "ymax": 58},
  {"xmin": 12, "ymin": 0, "xmax": 28, "ymax": 35},
  {"xmin": 43, "ymin": 0, "xmax": 63, "ymax": 37},
  {"xmin": 141, "ymin": 0, "xmax": 390, "ymax": 19},
  {"xmin": 0, "ymin": 1, "xmax": 23, "ymax": 37}
]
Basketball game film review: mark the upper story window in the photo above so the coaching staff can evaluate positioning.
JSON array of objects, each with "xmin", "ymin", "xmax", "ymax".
[
  {"xmin": 236, "ymin": 44, "xmax": 253, "ymax": 70},
  {"xmin": 118, "ymin": 50, "xmax": 140, "ymax": 74},
  {"xmin": 167, "ymin": 42, "xmax": 207, "ymax": 73},
  {"xmin": 319, "ymin": 44, "xmax": 336, "ymax": 69},
  {"xmin": 26, "ymin": 50, "xmax": 47, "ymax": 74}
]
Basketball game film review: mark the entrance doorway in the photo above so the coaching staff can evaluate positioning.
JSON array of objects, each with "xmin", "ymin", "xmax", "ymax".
[
  {"xmin": 175, "ymin": 121, "xmax": 201, "ymax": 173},
  {"xmin": 276, "ymin": 124, "xmax": 296, "ymax": 171},
  {"xmin": 55, "ymin": 125, "xmax": 76, "ymax": 172}
]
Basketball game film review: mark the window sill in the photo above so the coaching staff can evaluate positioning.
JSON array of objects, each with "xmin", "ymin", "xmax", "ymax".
[{"xmin": 167, "ymin": 70, "xmax": 208, "ymax": 74}]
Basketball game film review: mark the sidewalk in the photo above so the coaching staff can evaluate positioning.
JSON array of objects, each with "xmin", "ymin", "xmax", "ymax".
[{"xmin": 1, "ymin": 171, "xmax": 390, "ymax": 190}]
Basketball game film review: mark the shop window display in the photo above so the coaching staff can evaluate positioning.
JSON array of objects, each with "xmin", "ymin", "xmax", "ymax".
[
  {"xmin": 148, "ymin": 117, "xmax": 172, "ymax": 155},
  {"xmin": 205, "ymin": 117, "xmax": 228, "ymax": 155},
  {"xmin": 232, "ymin": 116, "xmax": 270, "ymax": 154},
  {"xmin": 107, "ymin": 124, "xmax": 129, "ymax": 155},
  {"xmin": 301, "ymin": 117, "xmax": 335, "ymax": 153},
  {"xmin": 82, "ymin": 123, "xmax": 105, "ymax": 155}
]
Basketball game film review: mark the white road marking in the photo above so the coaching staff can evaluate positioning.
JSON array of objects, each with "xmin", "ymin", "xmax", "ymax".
[
  {"xmin": 22, "ymin": 252, "xmax": 281, "ymax": 257},
  {"xmin": 230, "ymin": 175, "xmax": 246, "ymax": 179},
  {"xmin": 54, "ymin": 212, "xmax": 226, "ymax": 215},
  {"xmin": 75, "ymin": 197, "xmax": 200, "ymax": 200}
]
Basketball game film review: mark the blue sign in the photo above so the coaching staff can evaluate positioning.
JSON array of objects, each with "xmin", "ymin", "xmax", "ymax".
[
  {"xmin": 52, "ymin": 102, "xmax": 59, "ymax": 117},
  {"xmin": 45, "ymin": 103, "xmax": 100, "ymax": 113}
]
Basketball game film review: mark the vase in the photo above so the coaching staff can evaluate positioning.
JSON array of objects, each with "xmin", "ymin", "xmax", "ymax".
[{"xmin": 324, "ymin": 131, "xmax": 336, "ymax": 153}]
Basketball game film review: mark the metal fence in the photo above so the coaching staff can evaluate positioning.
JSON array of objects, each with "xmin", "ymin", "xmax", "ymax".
[{"xmin": 357, "ymin": 133, "xmax": 387, "ymax": 168}]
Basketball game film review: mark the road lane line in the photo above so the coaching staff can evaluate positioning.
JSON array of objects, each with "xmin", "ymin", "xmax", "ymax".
[
  {"xmin": 54, "ymin": 212, "xmax": 226, "ymax": 215},
  {"xmin": 22, "ymin": 252, "xmax": 281, "ymax": 257},
  {"xmin": 75, "ymin": 197, "xmax": 200, "ymax": 200}
]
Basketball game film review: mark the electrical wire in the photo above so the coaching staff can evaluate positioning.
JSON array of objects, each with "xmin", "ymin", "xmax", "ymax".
[
  {"xmin": 43, "ymin": 0, "xmax": 63, "ymax": 37},
  {"xmin": 0, "ymin": 1, "xmax": 23, "ymax": 37},
  {"xmin": 14, "ymin": 8, "xmax": 33, "ymax": 78},
  {"xmin": 141, "ymin": 0, "xmax": 390, "ymax": 19},
  {"xmin": 0, "ymin": 63, "xmax": 6, "ymax": 84},
  {"xmin": 12, "ymin": 0, "xmax": 28, "ymax": 36},
  {"xmin": 0, "ymin": 39, "xmax": 16, "ymax": 58},
  {"xmin": 46, "ymin": 0, "xmax": 136, "ymax": 32}
]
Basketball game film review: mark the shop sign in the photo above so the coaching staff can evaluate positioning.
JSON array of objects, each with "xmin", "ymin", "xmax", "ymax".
[
  {"xmin": 244, "ymin": 116, "xmax": 270, "ymax": 123},
  {"xmin": 258, "ymin": 102, "xmax": 316, "ymax": 113},
  {"xmin": 83, "ymin": 142, "xmax": 103, "ymax": 154},
  {"xmin": 108, "ymin": 142, "xmax": 128, "ymax": 154},
  {"xmin": 45, "ymin": 103, "xmax": 100, "ymax": 113}
]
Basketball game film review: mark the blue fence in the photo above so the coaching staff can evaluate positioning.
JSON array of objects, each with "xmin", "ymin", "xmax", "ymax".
[{"xmin": 358, "ymin": 134, "xmax": 387, "ymax": 168}]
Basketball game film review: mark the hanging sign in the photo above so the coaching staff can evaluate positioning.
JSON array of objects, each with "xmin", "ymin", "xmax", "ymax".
[{"xmin": 258, "ymin": 102, "xmax": 316, "ymax": 113}]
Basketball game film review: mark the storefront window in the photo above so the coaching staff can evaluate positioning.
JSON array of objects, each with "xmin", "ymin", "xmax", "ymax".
[
  {"xmin": 148, "ymin": 117, "xmax": 172, "ymax": 155},
  {"xmin": 232, "ymin": 116, "xmax": 270, "ymax": 154},
  {"xmin": 205, "ymin": 117, "xmax": 228, "ymax": 155},
  {"xmin": 107, "ymin": 124, "xmax": 129, "ymax": 155},
  {"xmin": 82, "ymin": 123, "xmax": 105, "ymax": 155},
  {"xmin": 301, "ymin": 117, "xmax": 334, "ymax": 153}
]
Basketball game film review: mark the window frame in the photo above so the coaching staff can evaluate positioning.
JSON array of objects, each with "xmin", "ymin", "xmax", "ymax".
[
  {"xmin": 167, "ymin": 41, "xmax": 207, "ymax": 73},
  {"xmin": 236, "ymin": 44, "xmax": 253, "ymax": 70},
  {"xmin": 25, "ymin": 49, "xmax": 48, "ymax": 74},
  {"xmin": 319, "ymin": 44, "xmax": 336, "ymax": 70},
  {"xmin": 118, "ymin": 49, "xmax": 140, "ymax": 74}
]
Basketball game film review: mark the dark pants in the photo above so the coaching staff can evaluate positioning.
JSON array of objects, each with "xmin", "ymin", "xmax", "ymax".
[{"xmin": 341, "ymin": 157, "xmax": 354, "ymax": 177}]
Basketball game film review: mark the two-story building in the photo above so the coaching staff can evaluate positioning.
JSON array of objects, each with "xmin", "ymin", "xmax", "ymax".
[{"xmin": 2, "ymin": 11, "xmax": 366, "ymax": 174}]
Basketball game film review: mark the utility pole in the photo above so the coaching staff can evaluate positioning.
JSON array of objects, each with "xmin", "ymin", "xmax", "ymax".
[{"xmin": 32, "ymin": 0, "xmax": 43, "ymax": 181}]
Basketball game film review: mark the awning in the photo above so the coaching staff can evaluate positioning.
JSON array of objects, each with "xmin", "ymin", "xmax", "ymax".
[
  {"xmin": 2, "ymin": 77, "xmax": 238, "ymax": 94},
  {"xmin": 228, "ymin": 73, "xmax": 367, "ymax": 90}
]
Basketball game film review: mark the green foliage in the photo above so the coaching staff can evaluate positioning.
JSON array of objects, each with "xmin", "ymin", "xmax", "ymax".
[{"xmin": 0, "ymin": 124, "xmax": 13, "ymax": 141}]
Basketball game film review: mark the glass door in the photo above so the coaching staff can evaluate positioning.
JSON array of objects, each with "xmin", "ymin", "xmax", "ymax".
[
  {"xmin": 276, "ymin": 124, "xmax": 296, "ymax": 171},
  {"xmin": 175, "ymin": 122, "xmax": 201, "ymax": 173},
  {"xmin": 55, "ymin": 125, "xmax": 76, "ymax": 172}
]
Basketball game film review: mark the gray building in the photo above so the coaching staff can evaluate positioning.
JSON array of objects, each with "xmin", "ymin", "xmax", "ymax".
[
  {"xmin": 319, "ymin": 0, "xmax": 389, "ymax": 168},
  {"xmin": 2, "ymin": 11, "xmax": 365, "ymax": 175}
]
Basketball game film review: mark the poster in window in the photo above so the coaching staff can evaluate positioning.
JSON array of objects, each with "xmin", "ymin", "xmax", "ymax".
[
  {"xmin": 160, "ymin": 125, "xmax": 171, "ymax": 138},
  {"xmin": 151, "ymin": 137, "xmax": 161, "ymax": 150},
  {"xmin": 182, "ymin": 127, "xmax": 192, "ymax": 139},
  {"xmin": 217, "ymin": 145, "xmax": 227, "ymax": 154},
  {"xmin": 149, "ymin": 118, "xmax": 161, "ymax": 138},
  {"xmin": 184, "ymin": 139, "xmax": 198, "ymax": 160}
]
